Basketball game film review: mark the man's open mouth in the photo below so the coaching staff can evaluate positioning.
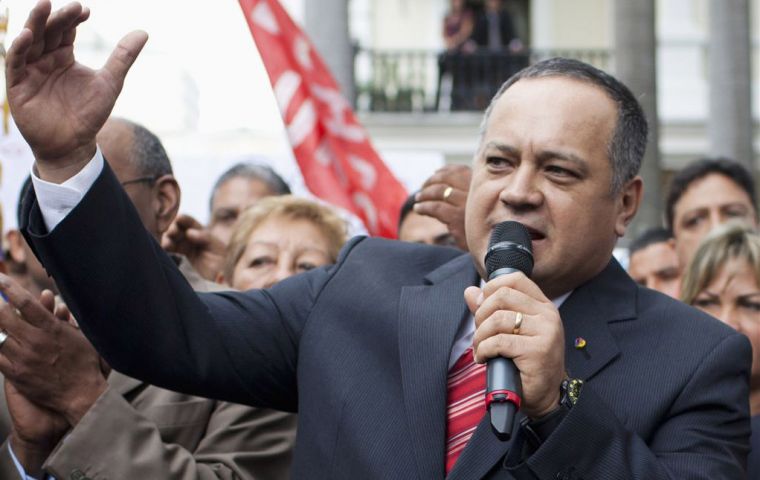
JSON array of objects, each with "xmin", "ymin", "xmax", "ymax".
[{"xmin": 525, "ymin": 227, "xmax": 546, "ymax": 241}]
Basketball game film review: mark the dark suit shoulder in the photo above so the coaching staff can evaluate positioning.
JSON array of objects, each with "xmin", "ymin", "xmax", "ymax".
[
  {"xmin": 637, "ymin": 286, "xmax": 738, "ymax": 337},
  {"xmin": 336, "ymin": 236, "xmax": 470, "ymax": 281},
  {"xmin": 634, "ymin": 286, "xmax": 747, "ymax": 358}
]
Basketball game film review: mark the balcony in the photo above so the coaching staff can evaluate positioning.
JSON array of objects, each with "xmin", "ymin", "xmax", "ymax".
[{"xmin": 354, "ymin": 48, "xmax": 612, "ymax": 113}]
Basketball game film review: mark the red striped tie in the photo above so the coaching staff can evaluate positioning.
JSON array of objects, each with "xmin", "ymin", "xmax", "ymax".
[{"xmin": 445, "ymin": 347, "xmax": 486, "ymax": 475}]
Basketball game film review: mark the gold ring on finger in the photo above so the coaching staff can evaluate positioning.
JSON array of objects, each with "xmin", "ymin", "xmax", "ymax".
[
  {"xmin": 513, "ymin": 312, "xmax": 524, "ymax": 335},
  {"xmin": 443, "ymin": 186, "xmax": 453, "ymax": 201}
]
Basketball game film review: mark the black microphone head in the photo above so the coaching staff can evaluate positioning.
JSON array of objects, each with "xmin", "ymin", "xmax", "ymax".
[{"xmin": 485, "ymin": 221, "xmax": 534, "ymax": 278}]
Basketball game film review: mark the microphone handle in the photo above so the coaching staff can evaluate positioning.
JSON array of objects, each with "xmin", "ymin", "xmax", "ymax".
[
  {"xmin": 486, "ymin": 358, "xmax": 522, "ymax": 438},
  {"xmin": 486, "ymin": 267, "xmax": 523, "ymax": 439}
]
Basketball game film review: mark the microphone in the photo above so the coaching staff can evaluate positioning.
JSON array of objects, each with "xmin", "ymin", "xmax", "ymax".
[{"xmin": 484, "ymin": 221, "xmax": 534, "ymax": 439}]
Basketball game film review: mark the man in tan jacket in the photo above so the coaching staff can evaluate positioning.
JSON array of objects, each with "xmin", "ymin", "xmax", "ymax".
[{"xmin": 0, "ymin": 118, "xmax": 295, "ymax": 479}]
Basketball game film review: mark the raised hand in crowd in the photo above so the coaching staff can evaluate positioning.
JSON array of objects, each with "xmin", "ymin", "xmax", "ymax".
[
  {"xmin": 0, "ymin": 284, "xmax": 106, "ymax": 475},
  {"xmin": 7, "ymin": 0, "xmax": 147, "ymax": 182},
  {"xmin": 162, "ymin": 213, "xmax": 227, "ymax": 281},
  {"xmin": 413, "ymin": 164, "xmax": 472, "ymax": 250}
]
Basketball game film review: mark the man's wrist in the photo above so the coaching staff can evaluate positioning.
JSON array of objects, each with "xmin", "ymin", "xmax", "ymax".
[
  {"xmin": 35, "ymin": 143, "xmax": 97, "ymax": 184},
  {"xmin": 527, "ymin": 392, "xmax": 562, "ymax": 420},
  {"xmin": 10, "ymin": 431, "xmax": 55, "ymax": 478},
  {"xmin": 522, "ymin": 377, "xmax": 584, "ymax": 449},
  {"xmin": 62, "ymin": 378, "xmax": 107, "ymax": 426},
  {"xmin": 521, "ymin": 403, "xmax": 569, "ymax": 450}
]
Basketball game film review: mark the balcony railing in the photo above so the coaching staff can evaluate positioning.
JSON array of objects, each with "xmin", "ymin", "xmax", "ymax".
[{"xmin": 354, "ymin": 48, "xmax": 611, "ymax": 113}]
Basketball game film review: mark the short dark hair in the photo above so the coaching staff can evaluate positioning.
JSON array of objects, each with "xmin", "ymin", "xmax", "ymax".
[
  {"xmin": 398, "ymin": 192, "xmax": 418, "ymax": 232},
  {"xmin": 106, "ymin": 118, "xmax": 173, "ymax": 179},
  {"xmin": 481, "ymin": 57, "xmax": 648, "ymax": 194},
  {"xmin": 129, "ymin": 121, "xmax": 173, "ymax": 178},
  {"xmin": 665, "ymin": 158, "xmax": 757, "ymax": 233},
  {"xmin": 629, "ymin": 227, "xmax": 672, "ymax": 257},
  {"xmin": 209, "ymin": 162, "xmax": 291, "ymax": 211}
]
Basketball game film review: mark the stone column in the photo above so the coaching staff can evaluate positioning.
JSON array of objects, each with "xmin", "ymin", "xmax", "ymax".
[
  {"xmin": 305, "ymin": 0, "xmax": 355, "ymax": 104},
  {"xmin": 708, "ymin": 0, "xmax": 754, "ymax": 169},
  {"xmin": 614, "ymin": 0, "xmax": 661, "ymax": 237}
]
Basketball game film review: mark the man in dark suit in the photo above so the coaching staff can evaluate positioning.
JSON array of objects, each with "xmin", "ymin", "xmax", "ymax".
[{"xmin": 1, "ymin": 2, "xmax": 751, "ymax": 478}]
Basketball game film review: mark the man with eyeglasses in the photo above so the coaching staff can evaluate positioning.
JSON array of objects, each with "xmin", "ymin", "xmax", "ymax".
[{"xmin": 0, "ymin": 117, "xmax": 296, "ymax": 480}]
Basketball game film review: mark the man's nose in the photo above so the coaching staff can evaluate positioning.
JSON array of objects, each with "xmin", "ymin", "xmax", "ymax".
[{"xmin": 498, "ymin": 167, "xmax": 542, "ymax": 209}]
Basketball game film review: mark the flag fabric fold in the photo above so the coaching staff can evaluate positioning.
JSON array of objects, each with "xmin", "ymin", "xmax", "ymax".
[{"xmin": 239, "ymin": 0, "xmax": 408, "ymax": 237}]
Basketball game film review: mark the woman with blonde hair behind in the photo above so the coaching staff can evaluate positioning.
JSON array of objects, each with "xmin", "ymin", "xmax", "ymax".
[
  {"xmin": 681, "ymin": 221, "xmax": 760, "ymax": 477},
  {"xmin": 218, "ymin": 195, "xmax": 347, "ymax": 291}
]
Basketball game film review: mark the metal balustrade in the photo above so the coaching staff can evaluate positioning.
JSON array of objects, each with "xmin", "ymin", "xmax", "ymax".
[{"xmin": 354, "ymin": 48, "xmax": 611, "ymax": 113}]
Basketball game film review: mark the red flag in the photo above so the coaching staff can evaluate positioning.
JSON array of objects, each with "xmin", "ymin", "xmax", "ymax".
[{"xmin": 239, "ymin": 0, "xmax": 408, "ymax": 238}]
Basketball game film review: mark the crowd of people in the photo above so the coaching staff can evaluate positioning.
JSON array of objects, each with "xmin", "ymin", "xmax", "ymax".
[{"xmin": 0, "ymin": 1, "xmax": 758, "ymax": 479}]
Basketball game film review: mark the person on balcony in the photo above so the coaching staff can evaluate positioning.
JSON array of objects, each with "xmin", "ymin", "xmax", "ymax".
[
  {"xmin": 464, "ymin": 0, "xmax": 527, "ymax": 110},
  {"xmin": 469, "ymin": 0, "xmax": 522, "ymax": 53},
  {"xmin": 443, "ymin": 0, "xmax": 475, "ymax": 52},
  {"xmin": 437, "ymin": 0, "xmax": 476, "ymax": 111}
]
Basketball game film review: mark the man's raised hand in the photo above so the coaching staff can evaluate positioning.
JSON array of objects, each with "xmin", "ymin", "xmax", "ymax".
[{"xmin": 6, "ymin": 1, "xmax": 148, "ymax": 183}]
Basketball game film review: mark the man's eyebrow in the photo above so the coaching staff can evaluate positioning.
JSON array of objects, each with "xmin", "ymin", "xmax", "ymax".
[
  {"xmin": 535, "ymin": 150, "xmax": 589, "ymax": 171},
  {"xmin": 482, "ymin": 142, "xmax": 589, "ymax": 171},
  {"xmin": 213, "ymin": 207, "xmax": 238, "ymax": 215},
  {"xmin": 482, "ymin": 141, "xmax": 520, "ymax": 156}
]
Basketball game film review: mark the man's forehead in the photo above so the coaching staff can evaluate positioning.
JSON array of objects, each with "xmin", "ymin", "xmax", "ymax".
[
  {"xmin": 507, "ymin": 75, "xmax": 609, "ymax": 96},
  {"xmin": 632, "ymin": 241, "xmax": 676, "ymax": 262},
  {"xmin": 486, "ymin": 77, "xmax": 617, "ymax": 133},
  {"xmin": 676, "ymin": 174, "xmax": 756, "ymax": 214},
  {"xmin": 481, "ymin": 77, "xmax": 617, "ymax": 158}
]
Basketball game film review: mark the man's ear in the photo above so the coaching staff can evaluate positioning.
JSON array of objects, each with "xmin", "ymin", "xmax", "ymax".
[
  {"xmin": 154, "ymin": 175, "xmax": 181, "ymax": 236},
  {"xmin": 5, "ymin": 230, "xmax": 27, "ymax": 264},
  {"xmin": 615, "ymin": 176, "xmax": 643, "ymax": 237}
]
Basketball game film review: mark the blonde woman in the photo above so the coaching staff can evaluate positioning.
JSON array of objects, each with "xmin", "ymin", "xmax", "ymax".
[
  {"xmin": 681, "ymin": 221, "xmax": 760, "ymax": 477},
  {"xmin": 218, "ymin": 196, "xmax": 347, "ymax": 290}
]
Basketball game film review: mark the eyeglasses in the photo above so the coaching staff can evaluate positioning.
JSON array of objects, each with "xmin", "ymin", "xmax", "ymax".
[{"xmin": 120, "ymin": 176, "xmax": 158, "ymax": 187}]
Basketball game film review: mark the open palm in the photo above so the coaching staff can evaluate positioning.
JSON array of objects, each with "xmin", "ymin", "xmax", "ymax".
[{"xmin": 6, "ymin": 1, "xmax": 147, "ymax": 178}]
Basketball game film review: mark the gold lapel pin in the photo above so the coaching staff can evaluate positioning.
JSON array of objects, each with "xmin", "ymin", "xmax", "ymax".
[{"xmin": 574, "ymin": 337, "xmax": 587, "ymax": 349}]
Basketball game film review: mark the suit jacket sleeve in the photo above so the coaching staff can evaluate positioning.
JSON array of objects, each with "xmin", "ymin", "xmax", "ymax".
[
  {"xmin": 505, "ymin": 331, "xmax": 751, "ymax": 480},
  {"xmin": 42, "ymin": 387, "xmax": 295, "ymax": 480},
  {"xmin": 21, "ymin": 160, "xmax": 353, "ymax": 411}
]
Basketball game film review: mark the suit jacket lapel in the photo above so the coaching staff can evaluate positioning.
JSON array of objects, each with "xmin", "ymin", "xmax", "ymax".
[
  {"xmin": 451, "ymin": 259, "xmax": 638, "ymax": 480},
  {"xmin": 560, "ymin": 259, "xmax": 637, "ymax": 381},
  {"xmin": 447, "ymin": 412, "xmax": 518, "ymax": 480},
  {"xmin": 399, "ymin": 253, "xmax": 479, "ymax": 480}
]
